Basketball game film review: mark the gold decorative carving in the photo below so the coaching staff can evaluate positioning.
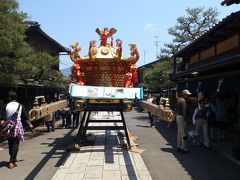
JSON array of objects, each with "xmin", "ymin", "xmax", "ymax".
[{"xmin": 101, "ymin": 47, "xmax": 109, "ymax": 55}]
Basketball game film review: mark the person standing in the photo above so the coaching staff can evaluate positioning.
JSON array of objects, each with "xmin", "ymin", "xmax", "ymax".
[
  {"xmin": 45, "ymin": 112, "xmax": 55, "ymax": 132},
  {"xmin": 205, "ymin": 97, "xmax": 216, "ymax": 141},
  {"xmin": 72, "ymin": 110, "xmax": 80, "ymax": 129},
  {"xmin": 146, "ymin": 94, "xmax": 155, "ymax": 127},
  {"xmin": 192, "ymin": 99, "xmax": 210, "ymax": 148},
  {"xmin": 44, "ymin": 96, "xmax": 55, "ymax": 132},
  {"xmin": 0, "ymin": 90, "xmax": 33, "ymax": 169},
  {"xmin": 61, "ymin": 106, "xmax": 71, "ymax": 128},
  {"xmin": 176, "ymin": 89, "xmax": 191, "ymax": 153},
  {"xmin": 66, "ymin": 107, "xmax": 72, "ymax": 128},
  {"xmin": 71, "ymin": 99, "xmax": 79, "ymax": 129}
]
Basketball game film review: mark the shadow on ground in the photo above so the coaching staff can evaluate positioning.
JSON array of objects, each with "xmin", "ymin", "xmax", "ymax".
[
  {"xmin": 129, "ymin": 107, "xmax": 240, "ymax": 180},
  {"xmin": 24, "ymin": 129, "xmax": 75, "ymax": 180}
]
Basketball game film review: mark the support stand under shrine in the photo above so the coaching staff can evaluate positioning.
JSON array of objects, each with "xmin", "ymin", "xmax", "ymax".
[{"xmin": 75, "ymin": 100, "xmax": 131, "ymax": 149}]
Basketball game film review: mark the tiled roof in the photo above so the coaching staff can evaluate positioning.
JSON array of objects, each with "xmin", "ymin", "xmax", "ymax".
[
  {"xmin": 137, "ymin": 60, "xmax": 161, "ymax": 70},
  {"xmin": 26, "ymin": 21, "xmax": 69, "ymax": 53},
  {"xmin": 221, "ymin": 0, "xmax": 240, "ymax": 6}
]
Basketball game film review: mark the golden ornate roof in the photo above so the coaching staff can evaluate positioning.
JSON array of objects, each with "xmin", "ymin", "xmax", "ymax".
[{"xmin": 82, "ymin": 45, "xmax": 129, "ymax": 62}]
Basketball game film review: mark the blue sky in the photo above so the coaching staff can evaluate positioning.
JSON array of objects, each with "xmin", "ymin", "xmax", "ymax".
[{"xmin": 18, "ymin": 0, "xmax": 239, "ymax": 69}]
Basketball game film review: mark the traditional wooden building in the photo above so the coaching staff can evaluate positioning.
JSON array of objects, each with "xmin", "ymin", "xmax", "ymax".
[
  {"xmin": 26, "ymin": 21, "xmax": 69, "ymax": 70},
  {"xmin": 172, "ymin": 11, "xmax": 240, "ymax": 97},
  {"xmin": 0, "ymin": 21, "xmax": 68, "ymax": 110},
  {"xmin": 137, "ymin": 59, "xmax": 161, "ymax": 87},
  {"xmin": 171, "ymin": 11, "xmax": 240, "ymax": 159}
]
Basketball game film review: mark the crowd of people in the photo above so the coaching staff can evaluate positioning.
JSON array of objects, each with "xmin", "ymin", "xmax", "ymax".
[
  {"xmin": 58, "ymin": 105, "xmax": 80, "ymax": 129},
  {"xmin": 0, "ymin": 89, "xmax": 238, "ymax": 169},
  {"xmin": 44, "ymin": 98, "xmax": 81, "ymax": 131},
  {"xmin": 143, "ymin": 89, "xmax": 237, "ymax": 155},
  {"xmin": 0, "ymin": 92, "xmax": 81, "ymax": 169},
  {"xmin": 175, "ymin": 89, "xmax": 238, "ymax": 154}
]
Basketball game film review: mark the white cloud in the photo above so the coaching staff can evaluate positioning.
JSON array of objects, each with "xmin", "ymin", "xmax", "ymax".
[{"xmin": 144, "ymin": 23, "xmax": 157, "ymax": 30}]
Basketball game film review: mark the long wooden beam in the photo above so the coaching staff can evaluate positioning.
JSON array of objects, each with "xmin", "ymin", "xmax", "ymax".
[
  {"xmin": 139, "ymin": 101, "xmax": 174, "ymax": 122},
  {"xmin": 29, "ymin": 100, "xmax": 68, "ymax": 121}
]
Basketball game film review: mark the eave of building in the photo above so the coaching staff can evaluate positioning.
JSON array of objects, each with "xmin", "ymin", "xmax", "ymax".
[
  {"xmin": 172, "ymin": 54, "xmax": 240, "ymax": 81},
  {"xmin": 221, "ymin": 0, "xmax": 240, "ymax": 6},
  {"xmin": 172, "ymin": 11, "xmax": 240, "ymax": 58},
  {"xmin": 26, "ymin": 21, "xmax": 69, "ymax": 53},
  {"xmin": 137, "ymin": 59, "xmax": 161, "ymax": 71}
]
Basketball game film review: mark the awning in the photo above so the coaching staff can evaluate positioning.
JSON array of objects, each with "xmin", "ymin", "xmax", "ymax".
[{"xmin": 173, "ymin": 54, "xmax": 240, "ymax": 80}]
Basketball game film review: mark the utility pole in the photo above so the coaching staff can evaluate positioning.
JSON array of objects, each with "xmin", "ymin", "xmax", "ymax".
[
  {"xmin": 154, "ymin": 35, "xmax": 160, "ymax": 59},
  {"xmin": 143, "ymin": 49, "xmax": 146, "ymax": 65}
]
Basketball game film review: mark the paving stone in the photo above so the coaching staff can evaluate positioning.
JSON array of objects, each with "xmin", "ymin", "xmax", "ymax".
[
  {"xmin": 104, "ymin": 161, "xmax": 120, "ymax": 170},
  {"xmin": 80, "ymin": 146, "xmax": 93, "ymax": 150},
  {"xmin": 120, "ymin": 165, "xmax": 137, "ymax": 176},
  {"xmin": 83, "ymin": 178, "xmax": 101, "ymax": 180},
  {"xmin": 73, "ymin": 157, "xmax": 89, "ymax": 164},
  {"xmin": 73, "ymin": 152, "xmax": 91, "ymax": 164},
  {"xmin": 89, "ymin": 151, "xmax": 104, "ymax": 160},
  {"xmin": 105, "ymin": 140, "xmax": 117, "ymax": 146},
  {"xmin": 104, "ymin": 153, "xmax": 119, "ymax": 163},
  {"xmin": 106, "ymin": 135, "xmax": 116, "ymax": 141},
  {"xmin": 103, "ymin": 170, "xmax": 121, "ymax": 180},
  {"xmin": 106, "ymin": 130, "xmax": 112, "ymax": 135},
  {"xmin": 76, "ymin": 151, "xmax": 92, "ymax": 158},
  {"xmin": 68, "ymin": 163, "xmax": 86, "ymax": 174},
  {"xmin": 51, "ymin": 124, "xmax": 152, "ymax": 180},
  {"xmin": 105, "ymin": 144, "xmax": 117, "ymax": 149},
  {"xmin": 51, "ymin": 168, "xmax": 68, "ymax": 180},
  {"xmin": 105, "ymin": 149, "xmax": 115, "ymax": 155},
  {"xmin": 86, "ymin": 136, "xmax": 96, "ymax": 142},
  {"xmin": 64, "ymin": 173, "xmax": 84, "ymax": 180},
  {"xmin": 138, "ymin": 171, "xmax": 152, "ymax": 180},
  {"xmin": 132, "ymin": 153, "xmax": 147, "ymax": 171},
  {"xmin": 121, "ymin": 176, "xmax": 139, "ymax": 180},
  {"xmin": 119, "ymin": 154, "xmax": 134, "ymax": 166},
  {"xmin": 95, "ymin": 130, "xmax": 105, "ymax": 134},
  {"xmin": 60, "ymin": 153, "xmax": 77, "ymax": 169},
  {"xmin": 92, "ymin": 145, "xmax": 105, "ymax": 150},
  {"xmin": 95, "ymin": 137, "xmax": 106, "ymax": 142},
  {"xmin": 88, "ymin": 159, "xmax": 104, "ymax": 166},
  {"xmin": 84, "ymin": 166, "xmax": 103, "ymax": 178}
]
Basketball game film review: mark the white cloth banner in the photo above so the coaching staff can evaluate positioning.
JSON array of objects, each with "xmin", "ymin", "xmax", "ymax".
[{"xmin": 69, "ymin": 83, "xmax": 143, "ymax": 99}]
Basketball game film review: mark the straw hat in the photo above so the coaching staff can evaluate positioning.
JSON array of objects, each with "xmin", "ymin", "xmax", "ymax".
[{"xmin": 181, "ymin": 89, "xmax": 191, "ymax": 95}]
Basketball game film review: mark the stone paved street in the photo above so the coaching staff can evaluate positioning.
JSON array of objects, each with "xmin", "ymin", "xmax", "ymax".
[
  {"xmin": 0, "ymin": 109, "xmax": 240, "ymax": 180},
  {"xmin": 52, "ymin": 112, "xmax": 152, "ymax": 180}
]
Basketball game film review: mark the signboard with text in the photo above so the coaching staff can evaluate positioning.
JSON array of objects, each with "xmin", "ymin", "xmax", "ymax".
[{"xmin": 70, "ymin": 84, "xmax": 143, "ymax": 99}]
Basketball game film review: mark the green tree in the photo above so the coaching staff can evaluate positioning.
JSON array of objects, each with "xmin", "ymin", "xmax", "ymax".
[
  {"xmin": 16, "ymin": 51, "xmax": 68, "ymax": 88},
  {"xmin": 0, "ymin": 0, "xmax": 67, "ymax": 88},
  {"xmin": 161, "ymin": 7, "xmax": 219, "ymax": 56},
  {"xmin": 0, "ymin": 0, "xmax": 29, "ymax": 85},
  {"xmin": 143, "ymin": 56, "xmax": 173, "ymax": 91}
]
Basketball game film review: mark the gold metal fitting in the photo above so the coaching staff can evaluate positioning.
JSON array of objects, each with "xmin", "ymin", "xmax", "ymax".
[
  {"xmin": 29, "ymin": 110, "xmax": 38, "ymax": 121},
  {"xmin": 75, "ymin": 100, "xmax": 85, "ymax": 111},
  {"xmin": 166, "ymin": 111, "xmax": 174, "ymax": 122},
  {"xmin": 123, "ymin": 101, "xmax": 132, "ymax": 112}
]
